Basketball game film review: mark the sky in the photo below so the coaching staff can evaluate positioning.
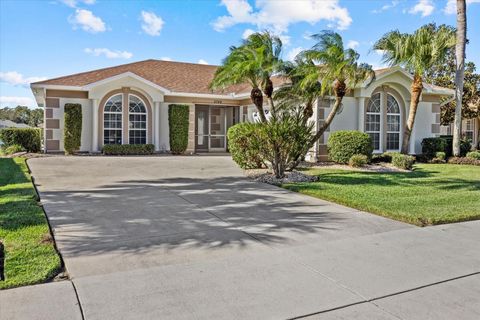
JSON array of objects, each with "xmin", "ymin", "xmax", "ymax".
[{"xmin": 1, "ymin": 0, "xmax": 479, "ymax": 108}]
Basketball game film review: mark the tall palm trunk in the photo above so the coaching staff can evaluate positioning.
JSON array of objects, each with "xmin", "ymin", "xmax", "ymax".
[
  {"xmin": 250, "ymin": 87, "xmax": 267, "ymax": 122},
  {"xmin": 401, "ymin": 74, "xmax": 423, "ymax": 154},
  {"xmin": 310, "ymin": 80, "xmax": 346, "ymax": 146},
  {"xmin": 453, "ymin": 0, "xmax": 467, "ymax": 156}
]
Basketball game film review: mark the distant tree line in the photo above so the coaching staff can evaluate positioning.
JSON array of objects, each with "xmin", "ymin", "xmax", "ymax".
[{"xmin": 0, "ymin": 106, "xmax": 44, "ymax": 127}]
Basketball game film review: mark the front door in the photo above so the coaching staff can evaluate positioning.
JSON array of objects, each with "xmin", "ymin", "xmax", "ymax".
[
  {"xmin": 209, "ymin": 106, "xmax": 226, "ymax": 152},
  {"xmin": 195, "ymin": 106, "xmax": 209, "ymax": 152}
]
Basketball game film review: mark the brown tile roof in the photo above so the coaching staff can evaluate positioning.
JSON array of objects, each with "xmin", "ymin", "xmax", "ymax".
[
  {"xmin": 32, "ymin": 59, "xmax": 255, "ymax": 95},
  {"xmin": 32, "ymin": 59, "xmax": 416, "ymax": 95}
]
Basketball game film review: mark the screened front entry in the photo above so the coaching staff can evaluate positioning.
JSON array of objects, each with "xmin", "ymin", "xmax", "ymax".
[{"xmin": 195, "ymin": 105, "xmax": 238, "ymax": 152}]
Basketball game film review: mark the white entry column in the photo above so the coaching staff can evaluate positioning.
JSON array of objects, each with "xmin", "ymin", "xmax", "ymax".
[
  {"xmin": 92, "ymin": 99, "xmax": 99, "ymax": 152},
  {"xmin": 357, "ymin": 97, "xmax": 365, "ymax": 132},
  {"xmin": 154, "ymin": 101, "xmax": 161, "ymax": 151}
]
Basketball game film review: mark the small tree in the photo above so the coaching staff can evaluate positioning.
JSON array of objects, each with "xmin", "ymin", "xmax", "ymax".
[{"xmin": 64, "ymin": 104, "xmax": 82, "ymax": 154}]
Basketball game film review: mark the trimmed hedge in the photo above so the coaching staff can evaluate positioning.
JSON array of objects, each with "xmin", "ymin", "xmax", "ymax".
[
  {"xmin": 422, "ymin": 136, "xmax": 471, "ymax": 159},
  {"xmin": 392, "ymin": 153, "xmax": 415, "ymax": 170},
  {"xmin": 64, "ymin": 103, "xmax": 82, "ymax": 154},
  {"xmin": 227, "ymin": 123, "xmax": 264, "ymax": 169},
  {"xmin": 102, "ymin": 144, "xmax": 154, "ymax": 155},
  {"xmin": 168, "ymin": 104, "xmax": 189, "ymax": 154},
  {"xmin": 0, "ymin": 128, "xmax": 41, "ymax": 152},
  {"xmin": 327, "ymin": 130, "xmax": 373, "ymax": 164}
]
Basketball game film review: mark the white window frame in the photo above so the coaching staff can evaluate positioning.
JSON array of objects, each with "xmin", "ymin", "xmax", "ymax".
[
  {"xmin": 386, "ymin": 94, "xmax": 402, "ymax": 152},
  {"xmin": 366, "ymin": 93, "xmax": 382, "ymax": 153},
  {"xmin": 103, "ymin": 94, "xmax": 123, "ymax": 145},
  {"xmin": 128, "ymin": 94, "xmax": 148, "ymax": 145},
  {"xmin": 463, "ymin": 119, "xmax": 474, "ymax": 142}
]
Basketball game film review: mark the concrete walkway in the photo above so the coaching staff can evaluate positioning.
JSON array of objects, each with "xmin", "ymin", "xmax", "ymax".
[{"xmin": 1, "ymin": 156, "xmax": 479, "ymax": 319}]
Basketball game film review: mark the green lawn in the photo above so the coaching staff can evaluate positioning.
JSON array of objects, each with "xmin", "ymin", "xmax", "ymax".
[
  {"xmin": 0, "ymin": 157, "xmax": 61, "ymax": 289},
  {"xmin": 285, "ymin": 163, "xmax": 480, "ymax": 226}
]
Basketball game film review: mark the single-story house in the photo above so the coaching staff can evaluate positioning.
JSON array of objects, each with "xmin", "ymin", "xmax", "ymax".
[
  {"xmin": 0, "ymin": 119, "xmax": 32, "ymax": 129},
  {"xmin": 31, "ymin": 59, "xmax": 470, "ymax": 160}
]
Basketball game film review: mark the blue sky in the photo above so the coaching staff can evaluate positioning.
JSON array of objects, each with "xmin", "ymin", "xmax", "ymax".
[{"xmin": 1, "ymin": 0, "xmax": 479, "ymax": 108}]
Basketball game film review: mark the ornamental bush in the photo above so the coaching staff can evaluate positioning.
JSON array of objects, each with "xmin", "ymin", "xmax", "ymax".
[
  {"xmin": 64, "ymin": 103, "xmax": 82, "ymax": 154},
  {"xmin": 0, "ymin": 128, "xmax": 41, "ymax": 152},
  {"xmin": 466, "ymin": 151, "xmax": 480, "ymax": 160},
  {"xmin": 168, "ymin": 104, "xmax": 189, "ymax": 154},
  {"xmin": 327, "ymin": 130, "xmax": 373, "ymax": 164},
  {"xmin": 391, "ymin": 153, "xmax": 415, "ymax": 170},
  {"xmin": 423, "ymin": 135, "xmax": 472, "ymax": 159},
  {"xmin": 435, "ymin": 151, "xmax": 446, "ymax": 161},
  {"xmin": 349, "ymin": 154, "xmax": 368, "ymax": 168},
  {"xmin": 3, "ymin": 144, "xmax": 25, "ymax": 155},
  {"xmin": 102, "ymin": 144, "xmax": 154, "ymax": 155},
  {"xmin": 421, "ymin": 137, "xmax": 448, "ymax": 159},
  {"xmin": 227, "ymin": 123, "xmax": 264, "ymax": 169}
]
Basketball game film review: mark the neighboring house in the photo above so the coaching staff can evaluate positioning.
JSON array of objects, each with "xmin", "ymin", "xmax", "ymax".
[
  {"xmin": 30, "ymin": 60, "xmax": 455, "ymax": 159},
  {"xmin": 0, "ymin": 119, "xmax": 31, "ymax": 129},
  {"xmin": 440, "ymin": 119, "xmax": 479, "ymax": 148}
]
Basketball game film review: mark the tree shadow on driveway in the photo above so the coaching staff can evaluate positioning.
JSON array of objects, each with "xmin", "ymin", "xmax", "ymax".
[{"xmin": 38, "ymin": 176, "xmax": 353, "ymax": 257}]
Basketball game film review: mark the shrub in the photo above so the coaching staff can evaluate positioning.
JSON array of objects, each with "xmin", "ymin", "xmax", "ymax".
[
  {"xmin": 435, "ymin": 135, "xmax": 471, "ymax": 157},
  {"xmin": 466, "ymin": 151, "xmax": 480, "ymax": 160},
  {"xmin": 448, "ymin": 156, "xmax": 480, "ymax": 166},
  {"xmin": 371, "ymin": 151, "xmax": 397, "ymax": 163},
  {"xmin": 391, "ymin": 153, "xmax": 415, "ymax": 170},
  {"xmin": 422, "ymin": 137, "xmax": 448, "ymax": 159},
  {"xmin": 327, "ymin": 130, "xmax": 373, "ymax": 164},
  {"xmin": 0, "ymin": 128, "xmax": 41, "ymax": 152},
  {"xmin": 460, "ymin": 139, "xmax": 472, "ymax": 157},
  {"xmin": 64, "ymin": 103, "xmax": 82, "ymax": 154},
  {"xmin": 227, "ymin": 123, "xmax": 264, "ymax": 169},
  {"xmin": 435, "ymin": 151, "xmax": 446, "ymax": 161},
  {"xmin": 4, "ymin": 144, "xmax": 25, "ymax": 155},
  {"xmin": 168, "ymin": 104, "xmax": 189, "ymax": 154},
  {"xmin": 102, "ymin": 144, "xmax": 154, "ymax": 155},
  {"xmin": 349, "ymin": 154, "xmax": 368, "ymax": 168}
]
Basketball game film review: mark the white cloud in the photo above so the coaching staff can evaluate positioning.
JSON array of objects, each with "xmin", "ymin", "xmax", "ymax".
[
  {"xmin": 84, "ymin": 48, "xmax": 133, "ymax": 59},
  {"xmin": 372, "ymin": 0, "xmax": 399, "ymax": 14},
  {"xmin": 0, "ymin": 96, "xmax": 35, "ymax": 107},
  {"xmin": 375, "ymin": 49, "xmax": 386, "ymax": 56},
  {"xmin": 160, "ymin": 57, "xmax": 172, "ymax": 61},
  {"xmin": 0, "ymin": 71, "xmax": 47, "ymax": 88},
  {"xmin": 242, "ymin": 28, "xmax": 255, "ymax": 39},
  {"xmin": 444, "ymin": 0, "xmax": 480, "ymax": 14},
  {"xmin": 286, "ymin": 47, "xmax": 303, "ymax": 61},
  {"xmin": 212, "ymin": 0, "xmax": 352, "ymax": 33},
  {"xmin": 61, "ymin": 0, "xmax": 95, "ymax": 8},
  {"xmin": 347, "ymin": 40, "xmax": 359, "ymax": 49},
  {"xmin": 197, "ymin": 59, "xmax": 209, "ymax": 65},
  {"xmin": 69, "ymin": 9, "xmax": 106, "ymax": 33},
  {"xmin": 409, "ymin": 0, "xmax": 434, "ymax": 17},
  {"xmin": 141, "ymin": 11, "xmax": 164, "ymax": 36}
]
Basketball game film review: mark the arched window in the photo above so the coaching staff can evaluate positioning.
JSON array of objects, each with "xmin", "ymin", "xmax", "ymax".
[
  {"xmin": 386, "ymin": 94, "xmax": 401, "ymax": 151},
  {"xmin": 104, "ymin": 94, "xmax": 122, "ymax": 145},
  {"xmin": 366, "ymin": 93, "xmax": 381, "ymax": 151},
  {"xmin": 128, "ymin": 95, "xmax": 147, "ymax": 144}
]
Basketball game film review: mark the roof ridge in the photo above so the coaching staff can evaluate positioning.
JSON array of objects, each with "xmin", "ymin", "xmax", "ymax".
[
  {"xmin": 32, "ymin": 59, "xmax": 220, "ymax": 86},
  {"xmin": 31, "ymin": 59, "xmax": 158, "ymax": 85}
]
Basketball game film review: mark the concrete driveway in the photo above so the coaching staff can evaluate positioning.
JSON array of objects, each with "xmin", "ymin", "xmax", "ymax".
[{"xmin": 3, "ymin": 156, "xmax": 479, "ymax": 320}]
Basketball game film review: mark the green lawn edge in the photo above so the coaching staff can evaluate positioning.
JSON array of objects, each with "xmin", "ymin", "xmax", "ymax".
[
  {"xmin": 283, "ymin": 163, "xmax": 480, "ymax": 226},
  {"xmin": 0, "ymin": 157, "xmax": 62, "ymax": 290}
]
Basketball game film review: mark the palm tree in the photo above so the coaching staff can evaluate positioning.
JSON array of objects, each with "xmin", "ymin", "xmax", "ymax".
[
  {"xmin": 210, "ymin": 31, "xmax": 282, "ymax": 122},
  {"xmin": 302, "ymin": 31, "xmax": 375, "ymax": 147},
  {"xmin": 453, "ymin": 0, "xmax": 467, "ymax": 156},
  {"xmin": 374, "ymin": 24, "xmax": 455, "ymax": 154}
]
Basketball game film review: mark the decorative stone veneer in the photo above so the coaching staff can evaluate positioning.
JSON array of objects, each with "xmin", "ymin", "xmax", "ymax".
[
  {"xmin": 186, "ymin": 104, "xmax": 196, "ymax": 153},
  {"xmin": 45, "ymin": 98, "xmax": 61, "ymax": 152}
]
